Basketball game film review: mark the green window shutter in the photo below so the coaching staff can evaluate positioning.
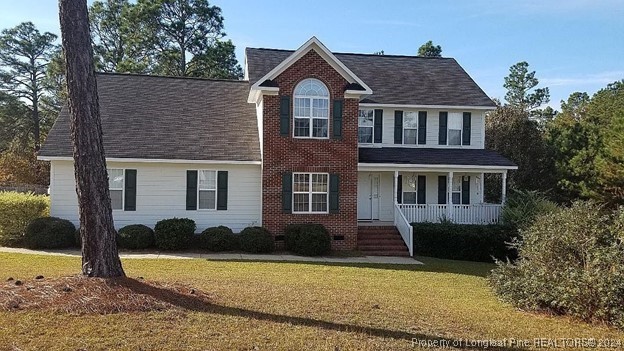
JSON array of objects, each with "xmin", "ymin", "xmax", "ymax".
[
  {"xmin": 217, "ymin": 171, "xmax": 228, "ymax": 210},
  {"xmin": 438, "ymin": 112, "xmax": 448, "ymax": 145},
  {"xmin": 282, "ymin": 172, "xmax": 292, "ymax": 214},
  {"xmin": 418, "ymin": 111, "xmax": 427, "ymax": 145},
  {"xmin": 280, "ymin": 95, "xmax": 290, "ymax": 136},
  {"xmin": 417, "ymin": 175, "xmax": 426, "ymax": 204},
  {"xmin": 394, "ymin": 110, "xmax": 403, "ymax": 144},
  {"xmin": 186, "ymin": 170, "xmax": 198, "ymax": 210},
  {"xmin": 373, "ymin": 109, "xmax": 383, "ymax": 143},
  {"xmin": 329, "ymin": 174, "xmax": 339, "ymax": 214},
  {"xmin": 462, "ymin": 176, "xmax": 470, "ymax": 204},
  {"xmin": 124, "ymin": 169, "xmax": 137, "ymax": 211},
  {"xmin": 437, "ymin": 176, "xmax": 447, "ymax": 204},
  {"xmin": 462, "ymin": 112, "xmax": 471, "ymax": 145},
  {"xmin": 396, "ymin": 174, "xmax": 403, "ymax": 203},
  {"xmin": 332, "ymin": 99, "xmax": 343, "ymax": 139}
]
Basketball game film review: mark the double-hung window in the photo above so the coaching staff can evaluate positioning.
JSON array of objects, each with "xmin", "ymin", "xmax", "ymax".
[
  {"xmin": 402, "ymin": 174, "xmax": 418, "ymax": 204},
  {"xmin": 358, "ymin": 109, "xmax": 374, "ymax": 143},
  {"xmin": 452, "ymin": 176, "xmax": 462, "ymax": 204},
  {"xmin": 403, "ymin": 111, "xmax": 419, "ymax": 144},
  {"xmin": 293, "ymin": 173, "xmax": 328, "ymax": 213},
  {"xmin": 293, "ymin": 78, "xmax": 329, "ymax": 138},
  {"xmin": 448, "ymin": 113, "xmax": 463, "ymax": 145},
  {"xmin": 198, "ymin": 170, "xmax": 217, "ymax": 210},
  {"xmin": 108, "ymin": 169, "xmax": 124, "ymax": 210}
]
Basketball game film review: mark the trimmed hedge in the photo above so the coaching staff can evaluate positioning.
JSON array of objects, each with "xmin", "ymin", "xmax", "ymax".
[
  {"xmin": 23, "ymin": 217, "xmax": 76, "ymax": 249},
  {"xmin": 154, "ymin": 218, "xmax": 196, "ymax": 250},
  {"xmin": 412, "ymin": 222, "xmax": 518, "ymax": 262},
  {"xmin": 117, "ymin": 224, "xmax": 155, "ymax": 250},
  {"xmin": 284, "ymin": 223, "xmax": 331, "ymax": 256},
  {"xmin": 0, "ymin": 192, "xmax": 49, "ymax": 247},
  {"xmin": 239, "ymin": 226, "xmax": 274, "ymax": 253},
  {"xmin": 197, "ymin": 226, "xmax": 238, "ymax": 251}
]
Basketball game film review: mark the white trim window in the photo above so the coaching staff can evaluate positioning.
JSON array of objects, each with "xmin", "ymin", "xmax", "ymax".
[
  {"xmin": 402, "ymin": 173, "xmax": 419, "ymax": 204},
  {"xmin": 293, "ymin": 78, "xmax": 329, "ymax": 138},
  {"xmin": 108, "ymin": 168, "xmax": 124, "ymax": 210},
  {"xmin": 448, "ymin": 113, "xmax": 463, "ymax": 146},
  {"xmin": 293, "ymin": 173, "xmax": 328, "ymax": 213},
  {"xmin": 452, "ymin": 175, "xmax": 462, "ymax": 204},
  {"xmin": 403, "ymin": 111, "xmax": 419, "ymax": 144},
  {"xmin": 358, "ymin": 108, "xmax": 374, "ymax": 143},
  {"xmin": 198, "ymin": 170, "xmax": 217, "ymax": 210}
]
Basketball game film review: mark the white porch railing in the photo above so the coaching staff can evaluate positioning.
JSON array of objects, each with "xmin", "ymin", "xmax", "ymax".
[
  {"xmin": 394, "ymin": 203, "xmax": 414, "ymax": 256},
  {"xmin": 399, "ymin": 204, "xmax": 502, "ymax": 224}
]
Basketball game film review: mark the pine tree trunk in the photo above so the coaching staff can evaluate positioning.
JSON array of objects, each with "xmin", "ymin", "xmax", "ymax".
[{"xmin": 59, "ymin": 0, "xmax": 125, "ymax": 278}]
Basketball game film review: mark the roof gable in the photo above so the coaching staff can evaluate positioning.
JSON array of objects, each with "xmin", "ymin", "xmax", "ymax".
[{"xmin": 249, "ymin": 37, "xmax": 372, "ymax": 99}]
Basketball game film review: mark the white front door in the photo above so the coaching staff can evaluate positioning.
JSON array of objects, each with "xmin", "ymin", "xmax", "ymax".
[
  {"xmin": 358, "ymin": 173, "xmax": 381, "ymax": 220},
  {"xmin": 370, "ymin": 173, "xmax": 380, "ymax": 220}
]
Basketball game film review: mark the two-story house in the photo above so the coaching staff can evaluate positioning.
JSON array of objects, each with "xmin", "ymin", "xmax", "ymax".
[{"xmin": 39, "ymin": 37, "xmax": 516, "ymax": 256}]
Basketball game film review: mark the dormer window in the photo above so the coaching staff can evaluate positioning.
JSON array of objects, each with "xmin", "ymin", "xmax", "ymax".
[{"xmin": 293, "ymin": 78, "xmax": 329, "ymax": 138}]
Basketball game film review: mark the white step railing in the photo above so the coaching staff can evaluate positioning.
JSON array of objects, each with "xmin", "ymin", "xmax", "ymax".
[
  {"xmin": 399, "ymin": 204, "xmax": 502, "ymax": 224},
  {"xmin": 394, "ymin": 203, "xmax": 413, "ymax": 256}
]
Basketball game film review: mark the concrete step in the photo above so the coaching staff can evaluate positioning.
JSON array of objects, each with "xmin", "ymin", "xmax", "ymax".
[
  {"xmin": 358, "ymin": 244, "xmax": 410, "ymax": 251},
  {"xmin": 359, "ymin": 250, "xmax": 410, "ymax": 257},
  {"xmin": 358, "ymin": 235, "xmax": 404, "ymax": 241},
  {"xmin": 358, "ymin": 242, "xmax": 407, "ymax": 248}
]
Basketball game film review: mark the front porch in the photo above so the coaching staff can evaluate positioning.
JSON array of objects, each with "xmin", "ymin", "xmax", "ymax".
[
  {"xmin": 398, "ymin": 203, "xmax": 501, "ymax": 224},
  {"xmin": 357, "ymin": 168, "xmax": 510, "ymax": 257},
  {"xmin": 357, "ymin": 170, "xmax": 509, "ymax": 225}
]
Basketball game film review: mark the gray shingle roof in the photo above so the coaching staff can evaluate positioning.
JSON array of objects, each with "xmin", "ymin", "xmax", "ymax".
[
  {"xmin": 359, "ymin": 147, "xmax": 516, "ymax": 167},
  {"xmin": 246, "ymin": 48, "xmax": 496, "ymax": 107},
  {"xmin": 39, "ymin": 73, "xmax": 261, "ymax": 161}
]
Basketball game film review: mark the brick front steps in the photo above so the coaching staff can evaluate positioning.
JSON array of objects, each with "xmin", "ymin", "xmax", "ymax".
[{"xmin": 357, "ymin": 226, "xmax": 410, "ymax": 257}]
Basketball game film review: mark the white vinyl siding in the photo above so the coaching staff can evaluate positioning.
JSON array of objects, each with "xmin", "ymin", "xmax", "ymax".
[
  {"xmin": 375, "ymin": 108, "xmax": 484, "ymax": 148},
  {"xmin": 49, "ymin": 161, "xmax": 262, "ymax": 232}
]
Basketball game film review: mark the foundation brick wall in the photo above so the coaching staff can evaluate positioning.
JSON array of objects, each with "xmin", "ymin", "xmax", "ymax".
[{"xmin": 261, "ymin": 49, "xmax": 359, "ymax": 250}]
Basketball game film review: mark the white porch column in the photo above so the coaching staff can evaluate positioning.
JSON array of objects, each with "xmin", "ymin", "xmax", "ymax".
[
  {"xmin": 501, "ymin": 171, "xmax": 508, "ymax": 205},
  {"xmin": 393, "ymin": 170, "xmax": 399, "ymax": 204},
  {"xmin": 447, "ymin": 171, "xmax": 453, "ymax": 220}
]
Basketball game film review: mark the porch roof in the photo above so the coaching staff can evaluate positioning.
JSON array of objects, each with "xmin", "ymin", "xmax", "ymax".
[{"xmin": 358, "ymin": 147, "xmax": 516, "ymax": 168}]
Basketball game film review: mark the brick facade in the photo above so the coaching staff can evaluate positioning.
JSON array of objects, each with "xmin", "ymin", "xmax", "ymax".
[{"xmin": 261, "ymin": 49, "xmax": 359, "ymax": 250}]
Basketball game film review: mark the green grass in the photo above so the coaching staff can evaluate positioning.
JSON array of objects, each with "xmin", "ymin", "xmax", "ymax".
[{"xmin": 0, "ymin": 253, "xmax": 622, "ymax": 350}]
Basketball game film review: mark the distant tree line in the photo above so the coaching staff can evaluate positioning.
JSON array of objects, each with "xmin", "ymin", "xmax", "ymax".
[{"xmin": 0, "ymin": 0, "xmax": 241, "ymax": 185}]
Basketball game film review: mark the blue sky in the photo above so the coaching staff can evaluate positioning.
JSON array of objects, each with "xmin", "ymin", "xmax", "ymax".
[{"xmin": 1, "ymin": 0, "xmax": 623, "ymax": 109}]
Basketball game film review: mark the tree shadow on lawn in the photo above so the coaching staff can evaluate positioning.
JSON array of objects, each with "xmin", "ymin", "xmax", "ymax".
[
  {"xmin": 117, "ymin": 278, "xmax": 519, "ymax": 351},
  {"xmin": 204, "ymin": 257, "xmax": 494, "ymax": 278}
]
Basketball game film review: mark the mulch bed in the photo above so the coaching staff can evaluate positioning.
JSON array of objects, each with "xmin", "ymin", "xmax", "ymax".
[{"xmin": 0, "ymin": 275, "xmax": 213, "ymax": 315}]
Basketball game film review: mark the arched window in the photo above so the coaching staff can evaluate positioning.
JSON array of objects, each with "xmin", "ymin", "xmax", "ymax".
[{"xmin": 293, "ymin": 78, "xmax": 329, "ymax": 138}]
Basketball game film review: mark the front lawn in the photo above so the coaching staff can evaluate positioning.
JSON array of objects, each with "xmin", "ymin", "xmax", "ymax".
[{"xmin": 0, "ymin": 253, "xmax": 622, "ymax": 350}]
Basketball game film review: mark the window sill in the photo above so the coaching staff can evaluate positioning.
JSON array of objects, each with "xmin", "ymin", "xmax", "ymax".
[{"xmin": 292, "ymin": 136, "xmax": 330, "ymax": 140}]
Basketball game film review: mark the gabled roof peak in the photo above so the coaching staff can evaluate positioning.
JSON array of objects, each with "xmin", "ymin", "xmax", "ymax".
[{"xmin": 248, "ymin": 36, "xmax": 373, "ymax": 102}]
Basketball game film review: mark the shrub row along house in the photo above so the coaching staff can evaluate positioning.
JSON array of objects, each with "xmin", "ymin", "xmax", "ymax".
[{"xmin": 39, "ymin": 37, "xmax": 516, "ymax": 256}]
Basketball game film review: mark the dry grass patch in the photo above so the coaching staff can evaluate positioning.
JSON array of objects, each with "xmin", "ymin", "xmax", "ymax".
[{"xmin": 1, "ymin": 276, "xmax": 211, "ymax": 314}]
